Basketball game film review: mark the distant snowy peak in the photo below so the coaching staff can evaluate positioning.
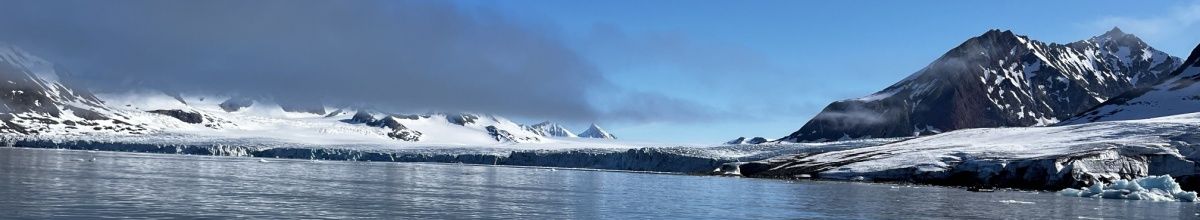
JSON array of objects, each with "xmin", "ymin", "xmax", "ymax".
[
  {"xmin": 1063, "ymin": 42, "xmax": 1200, "ymax": 124},
  {"xmin": 577, "ymin": 124, "xmax": 616, "ymax": 139},
  {"xmin": 337, "ymin": 111, "xmax": 545, "ymax": 143},
  {"xmin": 523, "ymin": 121, "xmax": 578, "ymax": 138},
  {"xmin": 782, "ymin": 28, "xmax": 1180, "ymax": 142},
  {"xmin": 725, "ymin": 137, "xmax": 768, "ymax": 145}
]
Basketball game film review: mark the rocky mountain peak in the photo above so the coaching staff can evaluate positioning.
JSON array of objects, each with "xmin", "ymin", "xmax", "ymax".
[{"xmin": 782, "ymin": 29, "xmax": 1181, "ymax": 142}]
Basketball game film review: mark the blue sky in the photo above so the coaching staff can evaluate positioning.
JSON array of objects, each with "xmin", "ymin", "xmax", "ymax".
[{"xmin": 453, "ymin": 0, "xmax": 1200, "ymax": 143}]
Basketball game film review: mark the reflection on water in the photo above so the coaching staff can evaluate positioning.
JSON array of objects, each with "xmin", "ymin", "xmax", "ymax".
[{"xmin": 0, "ymin": 147, "xmax": 1195, "ymax": 219}]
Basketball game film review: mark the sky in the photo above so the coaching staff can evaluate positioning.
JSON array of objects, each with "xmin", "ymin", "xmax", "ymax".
[
  {"xmin": 1, "ymin": 0, "xmax": 1199, "ymax": 143},
  {"xmin": 454, "ymin": 0, "xmax": 1200, "ymax": 143}
]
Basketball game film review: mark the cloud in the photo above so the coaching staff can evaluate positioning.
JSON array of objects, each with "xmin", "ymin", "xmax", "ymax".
[
  {"xmin": 0, "ymin": 0, "xmax": 606, "ymax": 121},
  {"xmin": 810, "ymin": 104, "xmax": 887, "ymax": 129},
  {"xmin": 596, "ymin": 91, "xmax": 735, "ymax": 124},
  {"xmin": 1091, "ymin": 1, "xmax": 1200, "ymax": 39},
  {"xmin": 585, "ymin": 24, "xmax": 779, "ymax": 81},
  {"xmin": 580, "ymin": 24, "xmax": 820, "ymax": 123}
]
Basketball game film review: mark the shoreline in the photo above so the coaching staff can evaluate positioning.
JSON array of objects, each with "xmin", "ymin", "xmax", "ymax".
[{"xmin": 0, "ymin": 143, "xmax": 1058, "ymax": 194}]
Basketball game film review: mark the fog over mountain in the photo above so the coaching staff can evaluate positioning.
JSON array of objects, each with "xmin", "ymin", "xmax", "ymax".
[{"xmin": 0, "ymin": 0, "xmax": 719, "ymax": 124}]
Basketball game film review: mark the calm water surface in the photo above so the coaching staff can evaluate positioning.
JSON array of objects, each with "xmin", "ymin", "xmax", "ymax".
[{"xmin": 1, "ymin": 147, "xmax": 1196, "ymax": 219}]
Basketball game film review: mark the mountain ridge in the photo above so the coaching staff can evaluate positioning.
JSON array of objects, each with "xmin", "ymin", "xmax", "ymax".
[
  {"xmin": 781, "ymin": 28, "xmax": 1181, "ymax": 142},
  {"xmin": 1061, "ymin": 42, "xmax": 1200, "ymax": 124}
]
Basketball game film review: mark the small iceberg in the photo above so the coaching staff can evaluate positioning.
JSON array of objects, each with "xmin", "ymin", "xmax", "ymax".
[
  {"xmin": 1059, "ymin": 175, "xmax": 1197, "ymax": 202},
  {"xmin": 997, "ymin": 200, "xmax": 1035, "ymax": 204},
  {"xmin": 258, "ymin": 159, "xmax": 269, "ymax": 163}
]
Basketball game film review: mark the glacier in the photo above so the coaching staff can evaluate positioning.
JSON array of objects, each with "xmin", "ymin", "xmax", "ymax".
[{"xmin": 721, "ymin": 112, "xmax": 1200, "ymax": 192}]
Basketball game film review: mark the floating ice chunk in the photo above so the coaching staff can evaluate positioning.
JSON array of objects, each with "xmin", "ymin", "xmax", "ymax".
[
  {"xmin": 1059, "ymin": 175, "xmax": 1197, "ymax": 202},
  {"xmin": 997, "ymin": 200, "xmax": 1034, "ymax": 204},
  {"xmin": 258, "ymin": 159, "xmax": 269, "ymax": 163}
]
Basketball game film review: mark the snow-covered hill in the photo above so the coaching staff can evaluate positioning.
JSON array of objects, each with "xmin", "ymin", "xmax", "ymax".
[
  {"xmin": 1063, "ymin": 42, "xmax": 1200, "ymax": 124},
  {"xmin": 782, "ymin": 28, "xmax": 1181, "ymax": 142}
]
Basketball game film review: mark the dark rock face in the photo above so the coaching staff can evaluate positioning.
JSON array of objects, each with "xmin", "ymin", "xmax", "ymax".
[
  {"xmin": 345, "ymin": 111, "xmax": 376, "ymax": 124},
  {"xmin": 724, "ymin": 137, "xmax": 747, "ymax": 145},
  {"xmin": 219, "ymin": 97, "xmax": 253, "ymax": 112},
  {"xmin": 445, "ymin": 113, "xmax": 479, "ymax": 126},
  {"xmin": 381, "ymin": 119, "xmax": 423, "ymax": 142},
  {"xmin": 783, "ymin": 28, "xmax": 1181, "ymax": 142},
  {"xmin": 66, "ymin": 106, "xmax": 108, "ymax": 121},
  {"xmin": 387, "ymin": 129, "xmax": 422, "ymax": 141},
  {"xmin": 747, "ymin": 137, "xmax": 769, "ymax": 144},
  {"xmin": 147, "ymin": 109, "xmax": 204, "ymax": 124},
  {"xmin": 366, "ymin": 116, "xmax": 405, "ymax": 130},
  {"xmin": 0, "ymin": 45, "xmax": 146, "ymax": 134},
  {"xmin": 0, "ymin": 67, "xmax": 63, "ymax": 117},
  {"xmin": 343, "ymin": 112, "xmax": 423, "ymax": 142},
  {"xmin": 486, "ymin": 125, "xmax": 538, "ymax": 143},
  {"xmin": 485, "ymin": 125, "xmax": 515, "ymax": 142},
  {"xmin": 279, "ymin": 101, "xmax": 325, "ymax": 115},
  {"xmin": 0, "ymin": 53, "xmax": 103, "ymax": 117}
]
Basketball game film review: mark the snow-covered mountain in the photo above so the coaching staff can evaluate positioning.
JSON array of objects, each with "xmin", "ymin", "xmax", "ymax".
[
  {"xmin": 577, "ymin": 123, "xmax": 616, "ymax": 139},
  {"xmin": 99, "ymin": 90, "xmax": 558, "ymax": 145},
  {"xmin": 1063, "ymin": 42, "xmax": 1200, "ymax": 124},
  {"xmin": 0, "ymin": 44, "xmax": 148, "ymax": 135},
  {"xmin": 782, "ymin": 28, "xmax": 1181, "ymax": 142},
  {"xmin": 0, "ymin": 44, "xmax": 630, "ymax": 147},
  {"xmin": 523, "ymin": 121, "xmax": 578, "ymax": 138}
]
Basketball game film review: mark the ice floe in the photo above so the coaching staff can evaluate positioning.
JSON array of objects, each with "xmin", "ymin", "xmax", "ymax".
[{"xmin": 1059, "ymin": 175, "xmax": 1197, "ymax": 202}]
